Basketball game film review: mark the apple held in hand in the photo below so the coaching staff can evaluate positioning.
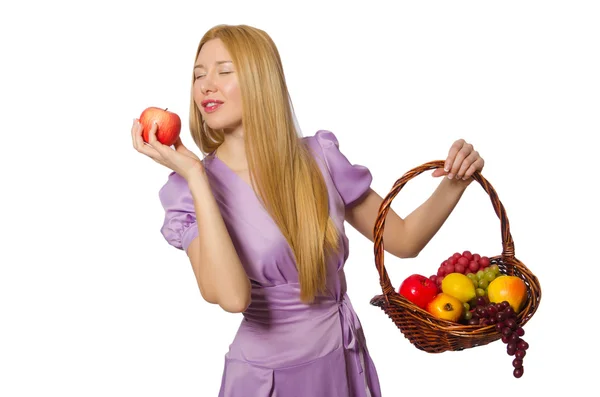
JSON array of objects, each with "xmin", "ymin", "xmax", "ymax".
[
  {"xmin": 140, "ymin": 107, "xmax": 181, "ymax": 146},
  {"xmin": 398, "ymin": 274, "xmax": 439, "ymax": 309},
  {"xmin": 426, "ymin": 293, "xmax": 464, "ymax": 322}
]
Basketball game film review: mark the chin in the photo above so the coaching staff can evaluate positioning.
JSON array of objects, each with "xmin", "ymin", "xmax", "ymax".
[{"xmin": 205, "ymin": 119, "xmax": 242, "ymax": 132}]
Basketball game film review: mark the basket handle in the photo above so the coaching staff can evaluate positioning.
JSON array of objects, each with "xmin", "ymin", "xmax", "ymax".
[{"xmin": 373, "ymin": 160, "xmax": 515, "ymax": 301}]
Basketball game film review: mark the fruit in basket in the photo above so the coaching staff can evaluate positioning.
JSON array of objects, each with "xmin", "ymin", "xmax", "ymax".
[
  {"xmin": 472, "ymin": 300, "xmax": 530, "ymax": 378},
  {"xmin": 398, "ymin": 274, "xmax": 439, "ymax": 309},
  {"xmin": 426, "ymin": 293, "xmax": 464, "ymax": 322},
  {"xmin": 441, "ymin": 273, "xmax": 476, "ymax": 303},
  {"xmin": 487, "ymin": 275, "xmax": 527, "ymax": 313},
  {"xmin": 436, "ymin": 250, "xmax": 492, "ymax": 286}
]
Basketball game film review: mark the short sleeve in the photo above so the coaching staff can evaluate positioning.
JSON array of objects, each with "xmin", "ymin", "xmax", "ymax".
[
  {"xmin": 314, "ymin": 130, "xmax": 373, "ymax": 207},
  {"xmin": 158, "ymin": 171, "xmax": 199, "ymax": 252}
]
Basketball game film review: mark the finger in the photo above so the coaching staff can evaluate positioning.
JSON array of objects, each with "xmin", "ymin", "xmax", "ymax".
[
  {"xmin": 448, "ymin": 142, "xmax": 473, "ymax": 179},
  {"xmin": 444, "ymin": 139, "xmax": 465, "ymax": 173},
  {"xmin": 464, "ymin": 158, "xmax": 484, "ymax": 179},
  {"xmin": 146, "ymin": 121, "xmax": 164, "ymax": 149},
  {"xmin": 136, "ymin": 141, "xmax": 164, "ymax": 162},
  {"xmin": 173, "ymin": 136, "xmax": 187, "ymax": 152},
  {"xmin": 132, "ymin": 119, "xmax": 143, "ymax": 151},
  {"xmin": 132, "ymin": 120, "xmax": 164, "ymax": 160},
  {"xmin": 431, "ymin": 168, "xmax": 446, "ymax": 178},
  {"xmin": 147, "ymin": 121, "xmax": 176, "ymax": 162},
  {"xmin": 456, "ymin": 150, "xmax": 479, "ymax": 179},
  {"xmin": 131, "ymin": 118, "xmax": 139, "ymax": 148}
]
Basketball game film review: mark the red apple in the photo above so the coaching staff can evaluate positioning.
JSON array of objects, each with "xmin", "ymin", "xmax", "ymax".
[
  {"xmin": 426, "ymin": 292, "xmax": 464, "ymax": 322},
  {"xmin": 398, "ymin": 274, "xmax": 439, "ymax": 309},
  {"xmin": 140, "ymin": 107, "xmax": 181, "ymax": 146}
]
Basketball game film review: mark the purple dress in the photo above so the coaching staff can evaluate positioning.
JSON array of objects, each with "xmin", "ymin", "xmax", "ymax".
[{"xmin": 159, "ymin": 130, "xmax": 382, "ymax": 397}]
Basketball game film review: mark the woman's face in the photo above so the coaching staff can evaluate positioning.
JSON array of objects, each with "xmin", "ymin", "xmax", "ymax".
[{"xmin": 193, "ymin": 39, "xmax": 243, "ymax": 132}]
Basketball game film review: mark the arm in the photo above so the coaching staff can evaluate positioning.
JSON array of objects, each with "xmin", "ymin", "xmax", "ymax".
[
  {"xmin": 346, "ymin": 138, "xmax": 484, "ymax": 259},
  {"xmin": 345, "ymin": 177, "xmax": 471, "ymax": 259},
  {"xmin": 133, "ymin": 120, "xmax": 251, "ymax": 313},
  {"xmin": 185, "ymin": 170, "xmax": 251, "ymax": 313}
]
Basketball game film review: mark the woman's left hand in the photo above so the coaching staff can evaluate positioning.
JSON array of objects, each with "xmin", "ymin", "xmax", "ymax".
[{"xmin": 431, "ymin": 139, "xmax": 485, "ymax": 181}]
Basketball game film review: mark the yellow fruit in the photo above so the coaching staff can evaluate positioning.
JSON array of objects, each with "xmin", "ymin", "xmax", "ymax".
[
  {"xmin": 441, "ymin": 272, "xmax": 476, "ymax": 303},
  {"xmin": 487, "ymin": 275, "xmax": 527, "ymax": 313}
]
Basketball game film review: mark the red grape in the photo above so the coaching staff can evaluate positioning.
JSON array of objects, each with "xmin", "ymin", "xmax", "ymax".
[
  {"xmin": 468, "ymin": 261, "xmax": 479, "ymax": 272},
  {"xmin": 469, "ymin": 299, "xmax": 531, "ymax": 378},
  {"xmin": 462, "ymin": 251, "xmax": 473, "ymax": 260},
  {"xmin": 505, "ymin": 318, "xmax": 517, "ymax": 330},
  {"xmin": 480, "ymin": 256, "xmax": 490, "ymax": 267},
  {"xmin": 513, "ymin": 367, "xmax": 524, "ymax": 378},
  {"xmin": 455, "ymin": 263, "xmax": 466, "ymax": 274},
  {"xmin": 518, "ymin": 341, "xmax": 529, "ymax": 350}
]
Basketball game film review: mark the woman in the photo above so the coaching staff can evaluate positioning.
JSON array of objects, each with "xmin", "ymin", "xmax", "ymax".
[{"xmin": 131, "ymin": 24, "xmax": 484, "ymax": 397}]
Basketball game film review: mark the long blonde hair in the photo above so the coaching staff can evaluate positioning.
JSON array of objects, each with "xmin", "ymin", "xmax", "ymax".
[{"xmin": 189, "ymin": 24, "xmax": 340, "ymax": 303}]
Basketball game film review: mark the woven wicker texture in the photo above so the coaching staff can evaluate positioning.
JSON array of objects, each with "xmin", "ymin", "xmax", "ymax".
[{"xmin": 370, "ymin": 160, "xmax": 542, "ymax": 353}]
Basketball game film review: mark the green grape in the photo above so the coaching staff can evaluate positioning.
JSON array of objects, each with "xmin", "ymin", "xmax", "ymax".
[
  {"xmin": 484, "ymin": 271, "xmax": 496, "ymax": 283},
  {"xmin": 466, "ymin": 273, "xmax": 477, "ymax": 281},
  {"xmin": 476, "ymin": 270, "xmax": 485, "ymax": 280},
  {"xmin": 489, "ymin": 264, "xmax": 500, "ymax": 275},
  {"xmin": 463, "ymin": 302, "xmax": 470, "ymax": 312},
  {"xmin": 471, "ymin": 279, "xmax": 478, "ymax": 288},
  {"xmin": 476, "ymin": 288, "xmax": 486, "ymax": 297},
  {"xmin": 478, "ymin": 279, "xmax": 489, "ymax": 289},
  {"xmin": 464, "ymin": 311, "xmax": 472, "ymax": 320}
]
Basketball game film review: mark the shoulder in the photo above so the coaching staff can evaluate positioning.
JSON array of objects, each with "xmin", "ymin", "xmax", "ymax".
[
  {"xmin": 302, "ymin": 130, "xmax": 340, "ymax": 149},
  {"xmin": 159, "ymin": 171, "xmax": 189, "ymax": 204},
  {"xmin": 302, "ymin": 130, "xmax": 373, "ymax": 208}
]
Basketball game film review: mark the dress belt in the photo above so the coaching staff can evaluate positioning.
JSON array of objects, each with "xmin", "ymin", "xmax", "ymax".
[{"xmin": 338, "ymin": 293, "xmax": 365, "ymax": 374}]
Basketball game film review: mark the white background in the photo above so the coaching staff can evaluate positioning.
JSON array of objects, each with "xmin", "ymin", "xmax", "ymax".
[{"xmin": 1, "ymin": 1, "xmax": 598, "ymax": 396}]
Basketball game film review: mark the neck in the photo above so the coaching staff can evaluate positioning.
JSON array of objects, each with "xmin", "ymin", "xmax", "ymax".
[{"xmin": 217, "ymin": 126, "xmax": 248, "ymax": 171}]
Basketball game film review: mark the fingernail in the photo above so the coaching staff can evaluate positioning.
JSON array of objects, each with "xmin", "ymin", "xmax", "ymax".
[{"xmin": 447, "ymin": 173, "xmax": 454, "ymax": 179}]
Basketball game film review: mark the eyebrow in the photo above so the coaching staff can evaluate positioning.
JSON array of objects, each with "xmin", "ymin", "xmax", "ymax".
[{"xmin": 194, "ymin": 61, "xmax": 232, "ymax": 69}]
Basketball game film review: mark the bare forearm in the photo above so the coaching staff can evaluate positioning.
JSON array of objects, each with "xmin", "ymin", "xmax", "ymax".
[
  {"xmin": 187, "ymin": 170, "xmax": 251, "ymax": 311},
  {"xmin": 403, "ymin": 177, "xmax": 471, "ymax": 256}
]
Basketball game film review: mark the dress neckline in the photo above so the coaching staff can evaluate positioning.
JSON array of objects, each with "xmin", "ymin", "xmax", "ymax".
[{"xmin": 210, "ymin": 151, "xmax": 258, "ymax": 197}]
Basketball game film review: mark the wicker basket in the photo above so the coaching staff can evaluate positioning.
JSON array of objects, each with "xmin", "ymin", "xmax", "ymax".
[{"xmin": 369, "ymin": 160, "xmax": 542, "ymax": 353}]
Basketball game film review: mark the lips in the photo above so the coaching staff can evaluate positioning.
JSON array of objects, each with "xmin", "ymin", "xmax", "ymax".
[{"xmin": 202, "ymin": 99, "xmax": 224, "ymax": 113}]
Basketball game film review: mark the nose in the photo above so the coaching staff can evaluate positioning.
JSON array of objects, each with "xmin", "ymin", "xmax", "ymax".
[{"xmin": 200, "ymin": 71, "xmax": 218, "ymax": 95}]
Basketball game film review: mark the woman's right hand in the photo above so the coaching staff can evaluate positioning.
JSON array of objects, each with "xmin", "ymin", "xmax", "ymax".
[{"xmin": 131, "ymin": 119, "xmax": 204, "ymax": 181}]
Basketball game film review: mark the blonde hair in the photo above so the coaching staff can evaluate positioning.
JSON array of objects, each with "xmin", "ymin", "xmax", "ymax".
[{"xmin": 189, "ymin": 24, "xmax": 340, "ymax": 303}]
